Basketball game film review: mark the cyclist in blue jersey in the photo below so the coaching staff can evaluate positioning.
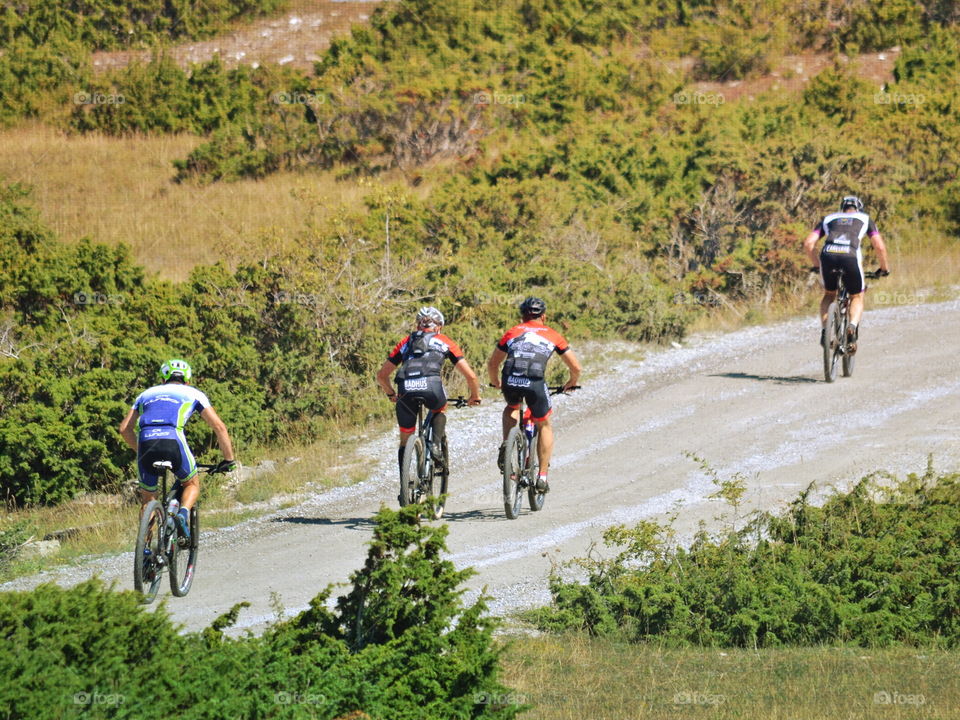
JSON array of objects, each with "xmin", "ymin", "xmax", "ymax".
[{"xmin": 119, "ymin": 359, "xmax": 235, "ymax": 539}]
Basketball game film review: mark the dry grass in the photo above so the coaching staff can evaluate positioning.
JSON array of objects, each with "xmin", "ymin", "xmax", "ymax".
[
  {"xmin": 501, "ymin": 634, "xmax": 960, "ymax": 720},
  {"xmin": 0, "ymin": 124, "xmax": 377, "ymax": 281}
]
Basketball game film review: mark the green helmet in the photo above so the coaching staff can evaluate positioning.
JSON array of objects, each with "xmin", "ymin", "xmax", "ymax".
[{"xmin": 160, "ymin": 358, "xmax": 192, "ymax": 383}]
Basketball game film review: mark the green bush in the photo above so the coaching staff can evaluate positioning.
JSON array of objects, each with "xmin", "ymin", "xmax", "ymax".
[
  {"xmin": 533, "ymin": 467, "xmax": 960, "ymax": 647},
  {"xmin": 0, "ymin": 505, "xmax": 521, "ymax": 719}
]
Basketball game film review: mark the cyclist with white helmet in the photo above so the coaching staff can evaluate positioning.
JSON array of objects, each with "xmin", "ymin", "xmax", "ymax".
[
  {"xmin": 376, "ymin": 307, "xmax": 482, "ymax": 488},
  {"xmin": 119, "ymin": 359, "xmax": 235, "ymax": 539},
  {"xmin": 487, "ymin": 297, "xmax": 581, "ymax": 493},
  {"xmin": 804, "ymin": 195, "xmax": 890, "ymax": 352}
]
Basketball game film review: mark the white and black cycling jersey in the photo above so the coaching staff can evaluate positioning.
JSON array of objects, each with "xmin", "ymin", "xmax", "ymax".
[{"xmin": 813, "ymin": 211, "xmax": 879, "ymax": 256}]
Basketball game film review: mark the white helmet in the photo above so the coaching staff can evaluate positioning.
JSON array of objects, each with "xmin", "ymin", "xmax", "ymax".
[{"xmin": 416, "ymin": 306, "xmax": 444, "ymax": 329}]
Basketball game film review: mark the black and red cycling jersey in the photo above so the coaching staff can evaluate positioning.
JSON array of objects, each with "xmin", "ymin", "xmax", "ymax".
[
  {"xmin": 497, "ymin": 323, "xmax": 570, "ymax": 380},
  {"xmin": 387, "ymin": 331, "xmax": 466, "ymax": 379}
]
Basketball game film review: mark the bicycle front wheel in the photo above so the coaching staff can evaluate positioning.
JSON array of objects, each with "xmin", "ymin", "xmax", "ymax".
[
  {"xmin": 503, "ymin": 427, "xmax": 524, "ymax": 520},
  {"xmin": 823, "ymin": 302, "xmax": 840, "ymax": 383},
  {"xmin": 400, "ymin": 433, "xmax": 423, "ymax": 507},
  {"xmin": 169, "ymin": 505, "xmax": 199, "ymax": 597},
  {"xmin": 134, "ymin": 500, "xmax": 164, "ymax": 604},
  {"xmin": 526, "ymin": 432, "xmax": 545, "ymax": 512}
]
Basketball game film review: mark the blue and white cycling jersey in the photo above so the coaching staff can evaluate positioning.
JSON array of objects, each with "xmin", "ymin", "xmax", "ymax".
[{"xmin": 133, "ymin": 384, "xmax": 211, "ymax": 440}]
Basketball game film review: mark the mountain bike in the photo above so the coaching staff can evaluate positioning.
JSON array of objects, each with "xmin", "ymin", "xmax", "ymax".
[
  {"xmin": 822, "ymin": 268, "xmax": 885, "ymax": 383},
  {"xmin": 134, "ymin": 462, "xmax": 221, "ymax": 604},
  {"xmin": 502, "ymin": 386, "xmax": 579, "ymax": 520},
  {"xmin": 399, "ymin": 396, "xmax": 471, "ymax": 520}
]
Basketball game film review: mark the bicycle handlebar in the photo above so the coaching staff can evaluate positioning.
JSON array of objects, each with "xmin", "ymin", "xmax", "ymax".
[
  {"xmin": 549, "ymin": 385, "xmax": 581, "ymax": 396},
  {"xmin": 447, "ymin": 396, "xmax": 477, "ymax": 408}
]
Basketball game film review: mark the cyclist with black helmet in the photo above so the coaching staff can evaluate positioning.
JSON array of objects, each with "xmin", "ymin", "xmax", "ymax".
[
  {"xmin": 804, "ymin": 195, "xmax": 890, "ymax": 352},
  {"xmin": 376, "ymin": 307, "xmax": 482, "ymax": 488},
  {"xmin": 119, "ymin": 359, "xmax": 236, "ymax": 540},
  {"xmin": 487, "ymin": 297, "xmax": 581, "ymax": 493}
]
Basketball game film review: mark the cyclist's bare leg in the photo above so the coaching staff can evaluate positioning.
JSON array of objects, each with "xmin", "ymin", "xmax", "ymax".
[
  {"xmin": 138, "ymin": 489, "xmax": 156, "ymax": 514},
  {"xmin": 848, "ymin": 292, "xmax": 865, "ymax": 327},
  {"xmin": 819, "ymin": 290, "xmax": 837, "ymax": 325},
  {"xmin": 179, "ymin": 476, "xmax": 200, "ymax": 511},
  {"xmin": 535, "ymin": 417, "xmax": 554, "ymax": 476},
  {"xmin": 501, "ymin": 405, "xmax": 520, "ymax": 441}
]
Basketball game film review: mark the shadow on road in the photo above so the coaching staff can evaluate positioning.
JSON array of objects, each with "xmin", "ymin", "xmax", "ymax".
[
  {"xmin": 438, "ymin": 507, "xmax": 510, "ymax": 523},
  {"xmin": 710, "ymin": 372, "xmax": 818, "ymax": 384},
  {"xmin": 273, "ymin": 515, "xmax": 378, "ymax": 531}
]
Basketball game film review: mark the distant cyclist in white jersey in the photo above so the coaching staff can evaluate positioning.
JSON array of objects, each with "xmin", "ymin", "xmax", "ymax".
[
  {"xmin": 803, "ymin": 195, "xmax": 890, "ymax": 352},
  {"xmin": 119, "ymin": 359, "xmax": 235, "ymax": 539}
]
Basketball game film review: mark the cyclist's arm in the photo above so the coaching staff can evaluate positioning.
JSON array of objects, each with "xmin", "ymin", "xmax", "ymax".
[
  {"xmin": 453, "ymin": 358, "xmax": 482, "ymax": 404},
  {"xmin": 375, "ymin": 359, "xmax": 398, "ymax": 400},
  {"xmin": 559, "ymin": 349, "xmax": 582, "ymax": 391},
  {"xmin": 868, "ymin": 231, "xmax": 890, "ymax": 273},
  {"xmin": 487, "ymin": 348, "xmax": 506, "ymax": 388},
  {"xmin": 802, "ymin": 229, "xmax": 822, "ymax": 268},
  {"xmin": 199, "ymin": 406, "xmax": 235, "ymax": 462},
  {"xmin": 119, "ymin": 408, "xmax": 138, "ymax": 452}
]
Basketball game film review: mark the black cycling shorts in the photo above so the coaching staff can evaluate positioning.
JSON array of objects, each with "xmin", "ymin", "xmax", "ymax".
[
  {"xmin": 820, "ymin": 249, "xmax": 865, "ymax": 294},
  {"xmin": 501, "ymin": 375, "xmax": 552, "ymax": 421},
  {"xmin": 396, "ymin": 376, "xmax": 446, "ymax": 432},
  {"xmin": 137, "ymin": 437, "xmax": 195, "ymax": 491}
]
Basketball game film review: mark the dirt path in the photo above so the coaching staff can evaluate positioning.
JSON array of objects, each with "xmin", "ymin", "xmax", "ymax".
[
  {"xmin": 91, "ymin": 1, "xmax": 384, "ymax": 73},
  {"xmin": 5, "ymin": 299, "xmax": 959, "ymax": 633}
]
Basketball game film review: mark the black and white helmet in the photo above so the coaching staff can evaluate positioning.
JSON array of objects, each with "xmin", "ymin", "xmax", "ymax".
[
  {"xmin": 519, "ymin": 296, "xmax": 546, "ymax": 318},
  {"xmin": 840, "ymin": 195, "xmax": 864, "ymax": 212},
  {"xmin": 416, "ymin": 306, "xmax": 444, "ymax": 329}
]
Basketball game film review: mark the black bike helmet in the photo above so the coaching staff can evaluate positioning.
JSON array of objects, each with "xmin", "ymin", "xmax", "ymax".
[
  {"xmin": 840, "ymin": 195, "xmax": 864, "ymax": 212},
  {"xmin": 519, "ymin": 296, "xmax": 546, "ymax": 318}
]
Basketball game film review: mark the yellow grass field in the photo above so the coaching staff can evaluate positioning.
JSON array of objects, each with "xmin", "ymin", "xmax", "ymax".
[{"xmin": 0, "ymin": 124, "xmax": 376, "ymax": 281}]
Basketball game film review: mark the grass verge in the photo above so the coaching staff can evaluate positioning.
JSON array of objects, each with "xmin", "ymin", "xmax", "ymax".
[{"xmin": 501, "ymin": 634, "xmax": 960, "ymax": 720}]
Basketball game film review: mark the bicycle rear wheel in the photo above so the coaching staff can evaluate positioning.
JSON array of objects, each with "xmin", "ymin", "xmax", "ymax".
[
  {"xmin": 431, "ymin": 435, "xmax": 449, "ymax": 520},
  {"xmin": 400, "ymin": 433, "xmax": 423, "ymax": 507},
  {"xmin": 841, "ymin": 317, "xmax": 856, "ymax": 377},
  {"xmin": 134, "ymin": 500, "xmax": 164, "ymax": 604},
  {"xmin": 526, "ymin": 431, "xmax": 545, "ymax": 512},
  {"xmin": 822, "ymin": 302, "xmax": 840, "ymax": 383},
  {"xmin": 169, "ymin": 505, "xmax": 199, "ymax": 597},
  {"xmin": 503, "ymin": 427, "xmax": 524, "ymax": 519}
]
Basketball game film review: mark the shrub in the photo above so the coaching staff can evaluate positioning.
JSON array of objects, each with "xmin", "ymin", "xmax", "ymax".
[
  {"xmin": 0, "ymin": 505, "xmax": 521, "ymax": 719},
  {"xmin": 533, "ymin": 467, "xmax": 960, "ymax": 647}
]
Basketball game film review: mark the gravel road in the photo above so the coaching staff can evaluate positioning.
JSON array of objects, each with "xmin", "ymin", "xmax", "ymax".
[{"xmin": 5, "ymin": 299, "xmax": 959, "ymax": 635}]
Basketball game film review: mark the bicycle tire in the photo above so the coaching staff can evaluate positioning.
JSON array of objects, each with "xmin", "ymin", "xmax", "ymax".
[
  {"xmin": 399, "ymin": 433, "xmax": 422, "ymax": 507},
  {"xmin": 503, "ymin": 427, "xmax": 524, "ymax": 519},
  {"xmin": 841, "ymin": 316, "xmax": 856, "ymax": 377},
  {"xmin": 134, "ymin": 500, "xmax": 164, "ymax": 604},
  {"xmin": 169, "ymin": 505, "xmax": 199, "ymax": 597},
  {"xmin": 526, "ymin": 430, "xmax": 545, "ymax": 512},
  {"xmin": 431, "ymin": 434, "xmax": 449, "ymax": 520},
  {"xmin": 823, "ymin": 301, "xmax": 840, "ymax": 383}
]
